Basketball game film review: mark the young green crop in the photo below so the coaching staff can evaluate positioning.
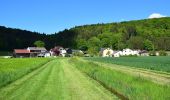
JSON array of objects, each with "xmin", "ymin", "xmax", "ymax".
[
  {"xmin": 85, "ymin": 56, "xmax": 170, "ymax": 72},
  {"xmin": 70, "ymin": 58, "xmax": 170, "ymax": 100},
  {"xmin": 0, "ymin": 58, "xmax": 52, "ymax": 88}
]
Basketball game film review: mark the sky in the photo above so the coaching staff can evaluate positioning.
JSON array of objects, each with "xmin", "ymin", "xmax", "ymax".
[{"xmin": 0, "ymin": 0, "xmax": 170, "ymax": 34}]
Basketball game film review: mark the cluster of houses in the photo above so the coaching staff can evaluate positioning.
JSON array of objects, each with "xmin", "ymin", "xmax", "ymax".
[
  {"xmin": 101, "ymin": 48, "xmax": 149, "ymax": 57},
  {"xmin": 14, "ymin": 46, "xmax": 157, "ymax": 58},
  {"xmin": 13, "ymin": 46, "xmax": 75, "ymax": 58}
]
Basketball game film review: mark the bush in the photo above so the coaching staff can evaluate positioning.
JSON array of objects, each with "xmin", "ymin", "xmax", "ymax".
[
  {"xmin": 159, "ymin": 50, "xmax": 167, "ymax": 56},
  {"xmin": 149, "ymin": 51, "xmax": 156, "ymax": 56},
  {"xmin": 121, "ymin": 54, "xmax": 138, "ymax": 57},
  {"xmin": 73, "ymin": 52, "xmax": 84, "ymax": 57}
]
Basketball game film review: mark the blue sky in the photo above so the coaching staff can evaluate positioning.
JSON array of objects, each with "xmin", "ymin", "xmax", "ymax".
[{"xmin": 0, "ymin": 0, "xmax": 170, "ymax": 34}]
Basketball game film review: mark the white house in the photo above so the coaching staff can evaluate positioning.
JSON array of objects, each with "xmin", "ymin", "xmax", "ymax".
[
  {"xmin": 122, "ymin": 48, "xmax": 139, "ymax": 56},
  {"xmin": 102, "ymin": 48, "xmax": 114, "ymax": 57},
  {"xmin": 27, "ymin": 47, "xmax": 47, "ymax": 53},
  {"xmin": 60, "ymin": 48, "xmax": 67, "ymax": 57},
  {"xmin": 112, "ymin": 48, "xmax": 140, "ymax": 57},
  {"xmin": 45, "ymin": 53, "xmax": 51, "ymax": 57},
  {"xmin": 113, "ymin": 51, "xmax": 123, "ymax": 57}
]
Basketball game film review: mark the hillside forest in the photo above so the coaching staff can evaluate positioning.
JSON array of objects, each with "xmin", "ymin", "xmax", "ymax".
[{"xmin": 0, "ymin": 17, "xmax": 170, "ymax": 55}]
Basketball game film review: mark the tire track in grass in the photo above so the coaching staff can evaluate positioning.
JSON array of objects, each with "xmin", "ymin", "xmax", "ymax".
[
  {"xmin": 0, "ymin": 59, "xmax": 118, "ymax": 100},
  {"xmin": 61, "ymin": 59, "xmax": 118, "ymax": 100},
  {"xmin": 36, "ymin": 60, "xmax": 71, "ymax": 100}
]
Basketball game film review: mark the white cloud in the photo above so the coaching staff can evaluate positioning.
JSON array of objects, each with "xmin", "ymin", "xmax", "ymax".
[{"xmin": 148, "ymin": 13, "xmax": 166, "ymax": 19}]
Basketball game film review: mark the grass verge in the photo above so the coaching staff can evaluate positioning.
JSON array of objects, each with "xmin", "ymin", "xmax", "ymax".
[{"xmin": 70, "ymin": 58, "xmax": 170, "ymax": 100}]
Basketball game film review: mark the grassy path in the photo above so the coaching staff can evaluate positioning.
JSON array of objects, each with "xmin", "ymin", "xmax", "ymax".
[
  {"xmin": 0, "ymin": 59, "xmax": 117, "ymax": 100},
  {"xmin": 92, "ymin": 61, "xmax": 170, "ymax": 85}
]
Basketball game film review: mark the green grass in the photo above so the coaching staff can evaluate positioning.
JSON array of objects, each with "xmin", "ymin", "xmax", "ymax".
[
  {"xmin": 85, "ymin": 56, "xmax": 170, "ymax": 72},
  {"xmin": 0, "ymin": 59, "xmax": 117, "ymax": 100},
  {"xmin": 0, "ymin": 58, "xmax": 52, "ymax": 88},
  {"xmin": 70, "ymin": 58, "xmax": 170, "ymax": 100}
]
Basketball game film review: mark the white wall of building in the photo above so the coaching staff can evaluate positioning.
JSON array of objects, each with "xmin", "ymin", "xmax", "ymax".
[{"xmin": 102, "ymin": 48, "xmax": 114, "ymax": 57}]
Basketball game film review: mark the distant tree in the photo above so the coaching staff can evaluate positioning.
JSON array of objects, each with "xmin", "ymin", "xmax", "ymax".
[
  {"xmin": 117, "ymin": 42, "xmax": 126, "ymax": 50},
  {"xmin": 34, "ymin": 40, "xmax": 45, "ymax": 47},
  {"xmin": 128, "ymin": 36, "xmax": 144, "ymax": 49},
  {"xmin": 77, "ymin": 39, "xmax": 88, "ymax": 51},
  {"xmin": 143, "ymin": 40, "xmax": 154, "ymax": 51},
  {"xmin": 159, "ymin": 50, "xmax": 167, "ymax": 56},
  {"xmin": 87, "ymin": 37, "xmax": 100, "ymax": 55}
]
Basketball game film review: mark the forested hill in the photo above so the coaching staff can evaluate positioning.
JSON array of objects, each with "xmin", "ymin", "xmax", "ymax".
[
  {"xmin": 0, "ymin": 26, "xmax": 48, "ymax": 51},
  {"xmin": 52, "ymin": 17, "xmax": 170, "ymax": 54},
  {"xmin": 0, "ymin": 17, "xmax": 170, "ymax": 52}
]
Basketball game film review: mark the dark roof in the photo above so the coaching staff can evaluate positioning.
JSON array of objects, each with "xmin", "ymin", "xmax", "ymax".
[
  {"xmin": 27, "ymin": 47, "xmax": 47, "ymax": 51},
  {"xmin": 14, "ymin": 49, "xmax": 30, "ymax": 54}
]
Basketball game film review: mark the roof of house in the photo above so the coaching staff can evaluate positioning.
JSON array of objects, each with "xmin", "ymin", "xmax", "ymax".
[
  {"xmin": 27, "ymin": 47, "xmax": 47, "ymax": 51},
  {"xmin": 14, "ymin": 49, "xmax": 30, "ymax": 54}
]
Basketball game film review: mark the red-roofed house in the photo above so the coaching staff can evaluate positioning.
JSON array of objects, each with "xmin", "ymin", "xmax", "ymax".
[
  {"xmin": 14, "ymin": 49, "xmax": 30, "ymax": 58},
  {"xmin": 14, "ymin": 47, "xmax": 47, "ymax": 58}
]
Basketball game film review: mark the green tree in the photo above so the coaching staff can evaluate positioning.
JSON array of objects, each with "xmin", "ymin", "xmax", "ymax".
[
  {"xmin": 34, "ymin": 40, "xmax": 45, "ymax": 47},
  {"xmin": 128, "ymin": 36, "xmax": 144, "ymax": 49},
  {"xmin": 87, "ymin": 37, "xmax": 100, "ymax": 55},
  {"xmin": 143, "ymin": 40, "xmax": 154, "ymax": 51},
  {"xmin": 77, "ymin": 39, "xmax": 88, "ymax": 51}
]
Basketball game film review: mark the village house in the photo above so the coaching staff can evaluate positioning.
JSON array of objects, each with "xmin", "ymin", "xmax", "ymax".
[
  {"xmin": 14, "ymin": 49, "xmax": 31, "ymax": 58},
  {"xmin": 122, "ymin": 48, "xmax": 140, "ymax": 56},
  {"xmin": 50, "ymin": 46, "xmax": 68, "ymax": 57},
  {"xmin": 14, "ymin": 47, "xmax": 47, "ymax": 58},
  {"xmin": 101, "ymin": 48, "xmax": 140, "ymax": 57},
  {"xmin": 101, "ymin": 48, "xmax": 114, "ymax": 57},
  {"xmin": 139, "ymin": 50, "xmax": 149, "ymax": 56},
  {"xmin": 113, "ymin": 51, "xmax": 123, "ymax": 57}
]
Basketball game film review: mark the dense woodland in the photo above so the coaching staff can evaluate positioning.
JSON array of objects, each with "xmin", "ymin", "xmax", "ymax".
[{"xmin": 0, "ymin": 17, "xmax": 170, "ymax": 54}]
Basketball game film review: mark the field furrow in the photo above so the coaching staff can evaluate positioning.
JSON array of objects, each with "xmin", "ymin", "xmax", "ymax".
[{"xmin": 93, "ymin": 62, "xmax": 170, "ymax": 85}]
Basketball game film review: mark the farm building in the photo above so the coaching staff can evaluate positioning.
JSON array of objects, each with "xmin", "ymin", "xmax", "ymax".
[
  {"xmin": 14, "ymin": 49, "xmax": 31, "ymax": 58},
  {"xmin": 113, "ymin": 48, "xmax": 140, "ymax": 57},
  {"xmin": 101, "ymin": 48, "xmax": 114, "ymax": 57},
  {"xmin": 100, "ymin": 48, "xmax": 140, "ymax": 57},
  {"xmin": 14, "ymin": 47, "xmax": 47, "ymax": 58},
  {"xmin": 139, "ymin": 50, "xmax": 149, "ymax": 56},
  {"xmin": 122, "ymin": 48, "xmax": 140, "ymax": 56},
  {"xmin": 50, "ymin": 46, "xmax": 68, "ymax": 57},
  {"xmin": 113, "ymin": 51, "xmax": 123, "ymax": 57}
]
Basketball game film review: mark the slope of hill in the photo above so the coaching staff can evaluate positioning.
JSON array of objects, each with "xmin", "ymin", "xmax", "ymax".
[
  {"xmin": 53, "ymin": 17, "xmax": 170, "ymax": 54},
  {"xmin": 0, "ymin": 17, "xmax": 170, "ymax": 53}
]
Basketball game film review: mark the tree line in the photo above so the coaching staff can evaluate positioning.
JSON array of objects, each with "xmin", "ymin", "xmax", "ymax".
[{"xmin": 0, "ymin": 17, "xmax": 170, "ymax": 55}]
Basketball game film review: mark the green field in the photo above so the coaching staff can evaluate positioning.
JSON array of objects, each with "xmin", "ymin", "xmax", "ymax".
[
  {"xmin": 0, "ymin": 58, "xmax": 51, "ymax": 88},
  {"xmin": 85, "ymin": 56, "xmax": 170, "ymax": 72},
  {"xmin": 0, "ymin": 57, "xmax": 170, "ymax": 100}
]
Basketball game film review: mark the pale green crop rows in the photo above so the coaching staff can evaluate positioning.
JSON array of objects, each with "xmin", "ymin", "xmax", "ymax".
[
  {"xmin": 85, "ymin": 56, "xmax": 170, "ymax": 72},
  {"xmin": 71, "ymin": 58, "xmax": 170, "ymax": 100}
]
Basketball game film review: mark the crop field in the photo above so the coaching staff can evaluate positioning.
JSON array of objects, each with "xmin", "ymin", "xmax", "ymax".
[
  {"xmin": 85, "ymin": 56, "xmax": 170, "ymax": 72},
  {"xmin": 0, "ymin": 58, "xmax": 51, "ymax": 88},
  {"xmin": 0, "ymin": 57, "xmax": 170, "ymax": 100}
]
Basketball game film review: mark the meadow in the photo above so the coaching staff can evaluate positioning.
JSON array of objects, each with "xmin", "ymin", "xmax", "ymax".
[
  {"xmin": 0, "ymin": 57, "xmax": 170, "ymax": 100},
  {"xmin": 0, "ymin": 58, "xmax": 117, "ymax": 100},
  {"xmin": 0, "ymin": 58, "xmax": 51, "ymax": 88},
  {"xmin": 70, "ymin": 58, "xmax": 170, "ymax": 100},
  {"xmin": 85, "ymin": 56, "xmax": 170, "ymax": 72}
]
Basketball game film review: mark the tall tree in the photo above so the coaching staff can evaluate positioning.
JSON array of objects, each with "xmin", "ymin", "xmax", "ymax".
[
  {"xmin": 34, "ymin": 40, "xmax": 45, "ymax": 47},
  {"xmin": 143, "ymin": 39, "xmax": 154, "ymax": 51}
]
